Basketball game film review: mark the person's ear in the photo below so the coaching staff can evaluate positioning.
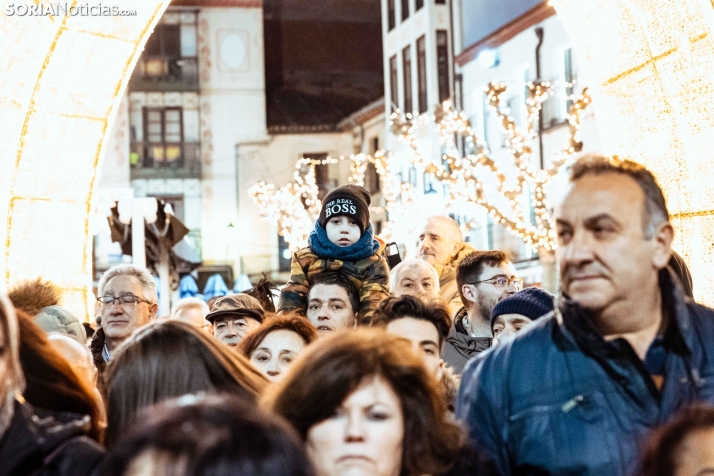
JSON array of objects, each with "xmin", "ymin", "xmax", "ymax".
[
  {"xmin": 352, "ymin": 312, "xmax": 358, "ymax": 328},
  {"xmin": 652, "ymin": 222, "xmax": 674, "ymax": 269},
  {"xmin": 436, "ymin": 358, "xmax": 444, "ymax": 382},
  {"xmin": 461, "ymin": 284, "xmax": 477, "ymax": 305},
  {"xmin": 149, "ymin": 303, "xmax": 159, "ymax": 320},
  {"xmin": 450, "ymin": 239, "xmax": 462, "ymax": 259}
]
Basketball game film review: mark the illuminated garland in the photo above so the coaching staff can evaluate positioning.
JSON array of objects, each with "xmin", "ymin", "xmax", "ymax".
[{"xmin": 391, "ymin": 81, "xmax": 592, "ymax": 251}]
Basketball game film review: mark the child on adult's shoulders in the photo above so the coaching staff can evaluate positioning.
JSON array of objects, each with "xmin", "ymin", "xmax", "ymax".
[{"xmin": 278, "ymin": 184, "xmax": 390, "ymax": 324}]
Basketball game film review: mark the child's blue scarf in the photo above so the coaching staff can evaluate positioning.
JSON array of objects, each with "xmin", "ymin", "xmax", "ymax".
[{"xmin": 308, "ymin": 222, "xmax": 381, "ymax": 262}]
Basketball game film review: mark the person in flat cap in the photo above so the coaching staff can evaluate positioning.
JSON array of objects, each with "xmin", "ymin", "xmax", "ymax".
[
  {"xmin": 207, "ymin": 294, "xmax": 264, "ymax": 347},
  {"xmin": 278, "ymin": 184, "xmax": 390, "ymax": 325},
  {"xmin": 490, "ymin": 287, "xmax": 554, "ymax": 346}
]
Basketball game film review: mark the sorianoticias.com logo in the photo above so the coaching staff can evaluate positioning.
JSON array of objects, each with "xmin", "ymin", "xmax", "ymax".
[{"xmin": 5, "ymin": 3, "xmax": 138, "ymax": 16}]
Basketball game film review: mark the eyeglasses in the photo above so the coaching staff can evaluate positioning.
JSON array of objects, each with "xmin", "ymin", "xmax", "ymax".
[
  {"xmin": 98, "ymin": 294, "xmax": 151, "ymax": 311},
  {"xmin": 471, "ymin": 276, "xmax": 524, "ymax": 290}
]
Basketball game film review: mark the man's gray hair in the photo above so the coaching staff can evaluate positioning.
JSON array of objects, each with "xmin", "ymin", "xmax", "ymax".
[
  {"xmin": 98, "ymin": 264, "xmax": 158, "ymax": 304},
  {"xmin": 569, "ymin": 154, "xmax": 669, "ymax": 239},
  {"xmin": 390, "ymin": 259, "xmax": 441, "ymax": 293},
  {"xmin": 171, "ymin": 297, "xmax": 210, "ymax": 318}
]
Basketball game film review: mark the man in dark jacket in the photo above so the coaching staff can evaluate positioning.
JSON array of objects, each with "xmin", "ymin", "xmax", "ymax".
[
  {"xmin": 442, "ymin": 250, "xmax": 521, "ymax": 373},
  {"xmin": 91, "ymin": 264, "xmax": 159, "ymax": 402},
  {"xmin": 457, "ymin": 155, "xmax": 713, "ymax": 475}
]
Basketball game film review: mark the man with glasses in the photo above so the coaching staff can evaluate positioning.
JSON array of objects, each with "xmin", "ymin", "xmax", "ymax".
[
  {"xmin": 91, "ymin": 264, "xmax": 159, "ymax": 401},
  {"xmin": 442, "ymin": 250, "xmax": 521, "ymax": 373}
]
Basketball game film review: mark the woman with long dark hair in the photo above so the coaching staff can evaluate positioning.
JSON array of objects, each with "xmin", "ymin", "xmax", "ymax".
[
  {"xmin": 104, "ymin": 320, "xmax": 268, "ymax": 447},
  {"xmin": 263, "ymin": 328, "xmax": 463, "ymax": 476},
  {"xmin": 0, "ymin": 293, "xmax": 104, "ymax": 475}
]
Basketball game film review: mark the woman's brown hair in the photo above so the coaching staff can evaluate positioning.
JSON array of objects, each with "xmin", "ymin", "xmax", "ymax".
[
  {"xmin": 16, "ymin": 309, "xmax": 104, "ymax": 442},
  {"xmin": 238, "ymin": 313, "xmax": 317, "ymax": 358},
  {"xmin": 105, "ymin": 320, "xmax": 268, "ymax": 447},
  {"xmin": 263, "ymin": 328, "xmax": 463, "ymax": 476},
  {"xmin": 639, "ymin": 405, "xmax": 714, "ymax": 476}
]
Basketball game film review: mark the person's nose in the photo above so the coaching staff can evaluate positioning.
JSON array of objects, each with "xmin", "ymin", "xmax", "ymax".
[
  {"xmin": 416, "ymin": 283, "xmax": 428, "ymax": 298},
  {"xmin": 266, "ymin": 359, "xmax": 280, "ymax": 377},
  {"xmin": 224, "ymin": 323, "xmax": 238, "ymax": 338},
  {"xmin": 317, "ymin": 306, "xmax": 331, "ymax": 321},
  {"xmin": 344, "ymin": 412, "xmax": 366, "ymax": 442},
  {"xmin": 505, "ymin": 281, "xmax": 519, "ymax": 295},
  {"xmin": 560, "ymin": 230, "xmax": 596, "ymax": 269},
  {"xmin": 107, "ymin": 300, "xmax": 124, "ymax": 316}
]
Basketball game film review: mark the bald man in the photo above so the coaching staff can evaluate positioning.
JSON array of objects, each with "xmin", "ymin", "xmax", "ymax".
[
  {"xmin": 171, "ymin": 297, "xmax": 212, "ymax": 334},
  {"xmin": 417, "ymin": 216, "xmax": 476, "ymax": 316}
]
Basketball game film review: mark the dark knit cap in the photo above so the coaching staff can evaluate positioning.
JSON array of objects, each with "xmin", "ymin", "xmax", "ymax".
[
  {"xmin": 318, "ymin": 184, "xmax": 371, "ymax": 232},
  {"xmin": 490, "ymin": 287, "xmax": 554, "ymax": 327}
]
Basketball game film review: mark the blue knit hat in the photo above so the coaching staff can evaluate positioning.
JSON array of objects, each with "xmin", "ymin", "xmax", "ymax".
[{"xmin": 490, "ymin": 287, "xmax": 555, "ymax": 327}]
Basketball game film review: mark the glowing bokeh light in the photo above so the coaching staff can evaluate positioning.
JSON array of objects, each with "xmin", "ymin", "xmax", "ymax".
[
  {"xmin": 553, "ymin": 0, "xmax": 714, "ymax": 306},
  {"xmin": 0, "ymin": 0, "xmax": 171, "ymax": 320}
]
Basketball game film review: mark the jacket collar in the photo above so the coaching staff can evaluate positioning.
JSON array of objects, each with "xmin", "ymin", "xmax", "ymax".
[
  {"xmin": 557, "ymin": 267, "xmax": 691, "ymax": 357},
  {"xmin": 0, "ymin": 399, "xmax": 92, "ymax": 476},
  {"xmin": 89, "ymin": 327, "xmax": 108, "ymax": 366}
]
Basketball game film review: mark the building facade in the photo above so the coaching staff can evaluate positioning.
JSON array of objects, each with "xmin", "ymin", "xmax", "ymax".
[
  {"xmin": 96, "ymin": 0, "xmax": 386, "ymax": 306},
  {"xmin": 380, "ymin": 0, "xmax": 602, "ymax": 289}
]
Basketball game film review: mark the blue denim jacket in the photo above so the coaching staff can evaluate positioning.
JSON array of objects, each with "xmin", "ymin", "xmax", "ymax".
[{"xmin": 457, "ymin": 269, "xmax": 714, "ymax": 476}]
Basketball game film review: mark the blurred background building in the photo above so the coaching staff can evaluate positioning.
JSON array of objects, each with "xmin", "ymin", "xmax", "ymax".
[{"xmin": 94, "ymin": 0, "xmax": 602, "ymax": 310}]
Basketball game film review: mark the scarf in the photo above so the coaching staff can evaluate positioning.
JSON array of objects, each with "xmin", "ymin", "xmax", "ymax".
[{"xmin": 308, "ymin": 222, "xmax": 381, "ymax": 262}]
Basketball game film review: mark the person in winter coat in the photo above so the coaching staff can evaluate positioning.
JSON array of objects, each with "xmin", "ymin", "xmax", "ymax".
[
  {"xmin": 457, "ymin": 155, "xmax": 714, "ymax": 476},
  {"xmin": 0, "ymin": 293, "xmax": 104, "ymax": 476},
  {"xmin": 490, "ymin": 287, "xmax": 554, "ymax": 345},
  {"xmin": 278, "ymin": 185, "xmax": 390, "ymax": 324},
  {"xmin": 91, "ymin": 264, "xmax": 159, "ymax": 403},
  {"xmin": 442, "ymin": 250, "xmax": 521, "ymax": 374},
  {"xmin": 417, "ymin": 216, "xmax": 477, "ymax": 316}
]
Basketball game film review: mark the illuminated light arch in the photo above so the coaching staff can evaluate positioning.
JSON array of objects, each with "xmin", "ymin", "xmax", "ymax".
[
  {"xmin": 0, "ymin": 1, "xmax": 172, "ymax": 320},
  {"xmin": 553, "ymin": 0, "xmax": 714, "ymax": 306}
]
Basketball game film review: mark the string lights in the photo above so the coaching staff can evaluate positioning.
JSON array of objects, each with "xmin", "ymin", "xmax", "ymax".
[
  {"xmin": 249, "ymin": 152, "xmax": 414, "ymax": 250},
  {"xmin": 391, "ymin": 81, "xmax": 592, "ymax": 251}
]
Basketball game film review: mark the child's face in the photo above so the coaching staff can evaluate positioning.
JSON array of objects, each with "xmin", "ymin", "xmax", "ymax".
[{"xmin": 325, "ymin": 215, "xmax": 361, "ymax": 247}]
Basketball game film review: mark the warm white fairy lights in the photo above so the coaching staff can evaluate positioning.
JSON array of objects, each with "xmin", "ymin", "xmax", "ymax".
[
  {"xmin": 248, "ymin": 165, "xmax": 322, "ymax": 252},
  {"xmin": 391, "ymin": 81, "xmax": 592, "ymax": 251},
  {"xmin": 0, "ymin": 0, "xmax": 171, "ymax": 321},
  {"xmin": 249, "ymin": 151, "xmax": 414, "ymax": 250},
  {"xmin": 552, "ymin": 0, "xmax": 714, "ymax": 306}
]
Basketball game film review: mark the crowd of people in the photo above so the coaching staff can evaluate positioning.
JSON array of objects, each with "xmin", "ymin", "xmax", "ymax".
[{"xmin": 1, "ymin": 154, "xmax": 713, "ymax": 476}]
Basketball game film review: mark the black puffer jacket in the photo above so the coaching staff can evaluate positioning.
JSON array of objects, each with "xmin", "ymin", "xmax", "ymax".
[{"xmin": 0, "ymin": 399, "xmax": 104, "ymax": 476}]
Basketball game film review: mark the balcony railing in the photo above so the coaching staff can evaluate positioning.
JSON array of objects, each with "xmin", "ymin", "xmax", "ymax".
[
  {"xmin": 129, "ymin": 56, "xmax": 199, "ymax": 92},
  {"xmin": 130, "ymin": 142, "xmax": 201, "ymax": 179}
]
